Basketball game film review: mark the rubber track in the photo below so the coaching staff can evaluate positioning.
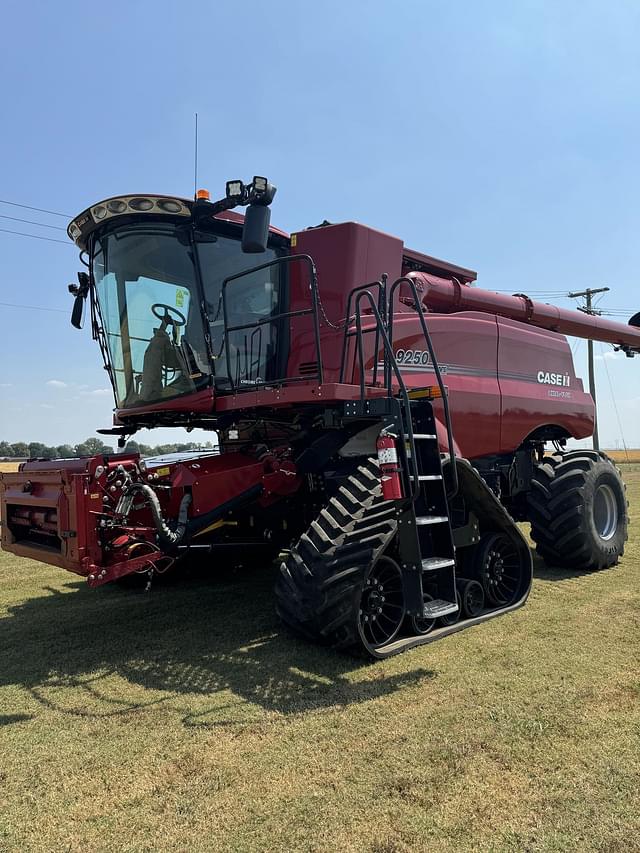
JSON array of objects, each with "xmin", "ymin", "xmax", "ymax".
[
  {"xmin": 527, "ymin": 451, "xmax": 628, "ymax": 570},
  {"xmin": 274, "ymin": 458, "xmax": 397, "ymax": 651}
]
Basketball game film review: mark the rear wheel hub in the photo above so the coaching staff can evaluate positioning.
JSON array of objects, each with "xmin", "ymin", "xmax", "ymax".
[{"xmin": 593, "ymin": 483, "xmax": 618, "ymax": 541}]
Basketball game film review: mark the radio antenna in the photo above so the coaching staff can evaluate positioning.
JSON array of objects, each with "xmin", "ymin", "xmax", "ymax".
[{"xmin": 194, "ymin": 112, "xmax": 199, "ymax": 197}]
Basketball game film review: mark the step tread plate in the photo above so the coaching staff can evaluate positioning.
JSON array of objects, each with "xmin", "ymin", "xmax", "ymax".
[{"xmin": 423, "ymin": 599, "xmax": 459, "ymax": 618}]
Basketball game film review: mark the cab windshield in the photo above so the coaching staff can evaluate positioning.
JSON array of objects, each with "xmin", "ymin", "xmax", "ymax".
[{"xmin": 92, "ymin": 222, "xmax": 282, "ymax": 409}]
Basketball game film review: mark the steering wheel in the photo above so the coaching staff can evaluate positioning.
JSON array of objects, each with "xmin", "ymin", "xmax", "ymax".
[{"xmin": 151, "ymin": 303, "xmax": 187, "ymax": 327}]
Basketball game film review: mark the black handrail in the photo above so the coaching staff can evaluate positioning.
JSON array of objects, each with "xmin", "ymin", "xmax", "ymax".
[
  {"xmin": 351, "ymin": 289, "xmax": 422, "ymax": 502},
  {"xmin": 339, "ymin": 278, "xmax": 387, "ymax": 385},
  {"xmin": 388, "ymin": 276, "xmax": 458, "ymax": 499},
  {"xmin": 339, "ymin": 274, "xmax": 459, "ymax": 500},
  {"xmin": 221, "ymin": 254, "xmax": 323, "ymax": 391}
]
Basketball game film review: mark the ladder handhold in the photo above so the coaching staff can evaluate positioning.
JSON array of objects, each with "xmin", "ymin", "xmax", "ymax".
[
  {"xmin": 421, "ymin": 557, "xmax": 455, "ymax": 572},
  {"xmin": 405, "ymin": 433, "xmax": 437, "ymax": 440}
]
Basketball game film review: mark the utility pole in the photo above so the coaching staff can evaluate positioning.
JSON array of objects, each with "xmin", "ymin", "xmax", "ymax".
[{"xmin": 567, "ymin": 286, "xmax": 610, "ymax": 451}]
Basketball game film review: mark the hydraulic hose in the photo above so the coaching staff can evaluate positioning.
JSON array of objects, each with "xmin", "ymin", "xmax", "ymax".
[{"xmin": 118, "ymin": 483, "xmax": 192, "ymax": 548}]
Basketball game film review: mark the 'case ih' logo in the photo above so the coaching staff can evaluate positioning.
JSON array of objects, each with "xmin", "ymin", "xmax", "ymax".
[{"xmin": 537, "ymin": 371, "xmax": 571, "ymax": 387}]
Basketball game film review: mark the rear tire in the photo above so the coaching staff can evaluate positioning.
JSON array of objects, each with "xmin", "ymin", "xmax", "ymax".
[
  {"xmin": 274, "ymin": 459, "xmax": 399, "ymax": 654},
  {"xmin": 527, "ymin": 452, "xmax": 628, "ymax": 570}
]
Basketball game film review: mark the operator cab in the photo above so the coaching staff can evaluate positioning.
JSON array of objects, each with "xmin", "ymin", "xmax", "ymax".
[{"xmin": 67, "ymin": 180, "xmax": 286, "ymax": 415}]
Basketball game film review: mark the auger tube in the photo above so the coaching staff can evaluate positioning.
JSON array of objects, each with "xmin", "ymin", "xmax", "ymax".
[{"xmin": 410, "ymin": 273, "xmax": 640, "ymax": 352}]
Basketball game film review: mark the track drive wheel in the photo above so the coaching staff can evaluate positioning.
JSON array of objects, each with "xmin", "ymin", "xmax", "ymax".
[
  {"xmin": 274, "ymin": 459, "xmax": 400, "ymax": 656},
  {"xmin": 527, "ymin": 452, "xmax": 628, "ymax": 570}
]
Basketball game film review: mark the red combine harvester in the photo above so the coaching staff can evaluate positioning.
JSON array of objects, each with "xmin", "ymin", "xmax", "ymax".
[{"xmin": 1, "ymin": 178, "xmax": 638, "ymax": 657}]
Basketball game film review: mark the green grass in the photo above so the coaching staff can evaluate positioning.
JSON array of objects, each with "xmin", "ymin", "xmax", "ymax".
[{"xmin": 1, "ymin": 467, "xmax": 639, "ymax": 852}]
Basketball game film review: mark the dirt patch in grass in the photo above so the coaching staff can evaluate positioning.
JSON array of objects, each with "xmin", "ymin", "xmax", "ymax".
[{"xmin": 0, "ymin": 471, "xmax": 638, "ymax": 851}]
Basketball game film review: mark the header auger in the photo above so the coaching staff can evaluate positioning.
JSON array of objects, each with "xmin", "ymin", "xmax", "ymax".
[{"xmin": 0, "ymin": 176, "xmax": 635, "ymax": 658}]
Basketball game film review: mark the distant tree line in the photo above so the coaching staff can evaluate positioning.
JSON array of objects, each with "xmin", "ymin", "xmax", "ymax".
[{"xmin": 0, "ymin": 438, "xmax": 217, "ymax": 460}]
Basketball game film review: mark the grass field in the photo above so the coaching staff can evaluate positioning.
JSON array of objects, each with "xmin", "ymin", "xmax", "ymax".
[
  {"xmin": 607, "ymin": 449, "xmax": 640, "ymax": 463},
  {"xmin": 0, "ymin": 468, "xmax": 639, "ymax": 852}
]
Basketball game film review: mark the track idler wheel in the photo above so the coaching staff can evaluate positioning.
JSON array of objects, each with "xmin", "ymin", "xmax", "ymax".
[
  {"xmin": 438, "ymin": 590, "xmax": 462, "ymax": 627},
  {"xmin": 408, "ymin": 594, "xmax": 436, "ymax": 636},
  {"xmin": 457, "ymin": 578, "xmax": 485, "ymax": 618},
  {"xmin": 475, "ymin": 534, "xmax": 521, "ymax": 607}
]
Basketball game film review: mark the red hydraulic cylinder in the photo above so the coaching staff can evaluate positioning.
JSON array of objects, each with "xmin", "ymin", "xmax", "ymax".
[{"xmin": 410, "ymin": 273, "xmax": 640, "ymax": 351}]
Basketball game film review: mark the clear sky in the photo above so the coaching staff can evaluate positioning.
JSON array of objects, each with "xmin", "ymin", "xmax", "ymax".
[{"xmin": 0, "ymin": 0, "xmax": 638, "ymax": 448}]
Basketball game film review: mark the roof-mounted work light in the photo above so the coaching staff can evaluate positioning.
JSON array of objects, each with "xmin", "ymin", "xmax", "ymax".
[
  {"xmin": 250, "ymin": 176, "xmax": 276, "ymax": 205},
  {"xmin": 226, "ymin": 180, "xmax": 244, "ymax": 198},
  {"xmin": 193, "ymin": 175, "xmax": 278, "ymax": 252}
]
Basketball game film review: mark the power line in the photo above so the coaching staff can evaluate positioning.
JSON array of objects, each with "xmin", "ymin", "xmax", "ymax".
[
  {"xmin": 0, "ymin": 213, "xmax": 66, "ymax": 231},
  {"xmin": 0, "ymin": 227, "xmax": 71, "ymax": 245},
  {"xmin": 598, "ymin": 342, "xmax": 629, "ymax": 461},
  {"xmin": 0, "ymin": 198, "xmax": 71, "ymax": 218},
  {"xmin": 0, "ymin": 301, "xmax": 68, "ymax": 314}
]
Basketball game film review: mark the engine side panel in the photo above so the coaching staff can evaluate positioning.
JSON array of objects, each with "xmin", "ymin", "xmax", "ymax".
[{"xmin": 496, "ymin": 317, "xmax": 593, "ymax": 451}]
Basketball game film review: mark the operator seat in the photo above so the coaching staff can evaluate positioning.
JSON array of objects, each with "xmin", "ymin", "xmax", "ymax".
[{"xmin": 140, "ymin": 327, "xmax": 180, "ymax": 401}]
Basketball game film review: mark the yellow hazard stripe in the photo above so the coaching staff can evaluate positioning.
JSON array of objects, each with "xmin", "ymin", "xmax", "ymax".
[{"xmin": 193, "ymin": 519, "xmax": 238, "ymax": 538}]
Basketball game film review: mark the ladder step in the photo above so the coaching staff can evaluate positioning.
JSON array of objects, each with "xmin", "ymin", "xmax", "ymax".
[
  {"xmin": 423, "ymin": 599, "xmax": 459, "ymax": 619},
  {"xmin": 405, "ymin": 433, "xmax": 437, "ymax": 440},
  {"xmin": 421, "ymin": 556, "xmax": 455, "ymax": 572},
  {"xmin": 409, "ymin": 474, "xmax": 443, "ymax": 481},
  {"xmin": 416, "ymin": 516, "xmax": 449, "ymax": 526}
]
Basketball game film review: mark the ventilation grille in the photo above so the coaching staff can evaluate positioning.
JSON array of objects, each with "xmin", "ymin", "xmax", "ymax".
[{"xmin": 299, "ymin": 361, "xmax": 319, "ymax": 376}]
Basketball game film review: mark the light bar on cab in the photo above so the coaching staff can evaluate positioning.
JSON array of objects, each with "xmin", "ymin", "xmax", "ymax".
[{"xmin": 67, "ymin": 195, "xmax": 191, "ymax": 248}]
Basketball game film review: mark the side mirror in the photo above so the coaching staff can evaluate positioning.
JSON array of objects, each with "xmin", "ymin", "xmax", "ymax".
[
  {"xmin": 242, "ymin": 204, "xmax": 271, "ymax": 253},
  {"xmin": 68, "ymin": 271, "xmax": 90, "ymax": 329},
  {"xmin": 71, "ymin": 294, "xmax": 85, "ymax": 329}
]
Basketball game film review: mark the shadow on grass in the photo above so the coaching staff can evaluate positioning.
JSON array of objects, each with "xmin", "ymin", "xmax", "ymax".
[
  {"xmin": 531, "ymin": 550, "xmax": 611, "ymax": 582},
  {"xmin": 0, "ymin": 561, "xmax": 435, "ymax": 721},
  {"xmin": 0, "ymin": 713, "xmax": 34, "ymax": 726}
]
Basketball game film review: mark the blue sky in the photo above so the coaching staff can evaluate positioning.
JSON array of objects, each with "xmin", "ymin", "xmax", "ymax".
[{"xmin": 0, "ymin": 0, "xmax": 638, "ymax": 448}]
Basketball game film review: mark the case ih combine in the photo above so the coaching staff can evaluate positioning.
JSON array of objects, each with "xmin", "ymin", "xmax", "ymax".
[{"xmin": 1, "ymin": 177, "xmax": 638, "ymax": 657}]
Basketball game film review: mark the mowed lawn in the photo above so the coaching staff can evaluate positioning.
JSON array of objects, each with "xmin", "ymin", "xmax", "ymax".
[{"xmin": 0, "ymin": 468, "xmax": 638, "ymax": 852}]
